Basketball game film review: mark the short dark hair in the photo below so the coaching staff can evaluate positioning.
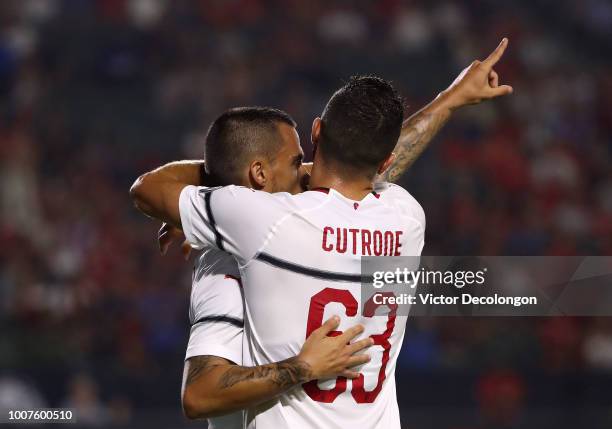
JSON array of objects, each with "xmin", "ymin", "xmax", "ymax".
[
  {"xmin": 204, "ymin": 107, "xmax": 296, "ymax": 185},
  {"xmin": 319, "ymin": 76, "xmax": 403, "ymax": 174}
]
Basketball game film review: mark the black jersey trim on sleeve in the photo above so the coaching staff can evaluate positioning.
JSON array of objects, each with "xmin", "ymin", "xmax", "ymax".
[
  {"xmin": 203, "ymin": 190, "xmax": 225, "ymax": 251},
  {"xmin": 192, "ymin": 315, "xmax": 244, "ymax": 328},
  {"xmin": 255, "ymin": 252, "xmax": 372, "ymax": 283}
]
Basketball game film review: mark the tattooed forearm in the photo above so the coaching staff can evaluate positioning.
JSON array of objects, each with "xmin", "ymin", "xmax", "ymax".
[
  {"xmin": 182, "ymin": 355, "xmax": 315, "ymax": 417},
  {"xmin": 185, "ymin": 356, "xmax": 225, "ymax": 386},
  {"xmin": 218, "ymin": 357, "xmax": 312, "ymax": 390},
  {"xmin": 377, "ymin": 108, "xmax": 451, "ymax": 183}
]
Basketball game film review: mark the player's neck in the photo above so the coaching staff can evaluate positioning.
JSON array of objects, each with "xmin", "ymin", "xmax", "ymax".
[{"xmin": 309, "ymin": 160, "xmax": 374, "ymax": 201}]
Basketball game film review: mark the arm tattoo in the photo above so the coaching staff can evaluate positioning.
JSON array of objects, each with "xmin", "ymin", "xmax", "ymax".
[
  {"xmin": 185, "ymin": 356, "xmax": 224, "ymax": 386},
  {"xmin": 377, "ymin": 110, "xmax": 450, "ymax": 183},
  {"xmin": 218, "ymin": 357, "xmax": 312, "ymax": 390}
]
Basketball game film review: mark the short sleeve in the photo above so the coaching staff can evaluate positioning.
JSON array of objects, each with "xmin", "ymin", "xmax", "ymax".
[
  {"xmin": 185, "ymin": 320, "xmax": 243, "ymax": 364},
  {"xmin": 185, "ymin": 272, "xmax": 244, "ymax": 364},
  {"xmin": 179, "ymin": 185, "xmax": 289, "ymax": 263}
]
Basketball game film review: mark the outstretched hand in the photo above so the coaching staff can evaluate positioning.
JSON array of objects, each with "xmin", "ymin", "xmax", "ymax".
[{"xmin": 444, "ymin": 37, "xmax": 513, "ymax": 108}]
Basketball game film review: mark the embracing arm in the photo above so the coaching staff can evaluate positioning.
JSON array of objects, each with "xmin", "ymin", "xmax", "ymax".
[
  {"xmin": 377, "ymin": 38, "xmax": 513, "ymax": 183},
  {"xmin": 182, "ymin": 355, "xmax": 310, "ymax": 419},
  {"xmin": 130, "ymin": 160, "xmax": 205, "ymax": 227},
  {"xmin": 181, "ymin": 317, "xmax": 372, "ymax": 419}
]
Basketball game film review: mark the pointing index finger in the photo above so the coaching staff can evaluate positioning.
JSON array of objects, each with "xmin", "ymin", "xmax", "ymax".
[{"xmin": 483, "ymin": 38, "xmax": 508, "ymax": 68}]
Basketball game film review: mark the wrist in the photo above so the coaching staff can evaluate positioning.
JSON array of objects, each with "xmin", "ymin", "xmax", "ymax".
[
  {"xmin": 292, "ymin": 354, "xmax": 315, "ymax": 382},
  {"xmin": 435, "ymin": 88, "xmax": 465, "ymax": 112}
]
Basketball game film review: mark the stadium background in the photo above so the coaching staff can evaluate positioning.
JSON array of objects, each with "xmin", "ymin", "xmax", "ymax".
[{"xmin": 0, "ymin": 0, "xmax": 611, "ymax": 428}]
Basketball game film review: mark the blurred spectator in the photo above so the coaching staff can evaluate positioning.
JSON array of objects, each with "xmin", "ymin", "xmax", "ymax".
[
  {"xmin": 63, "ymin": 373, "xmax": 108, "ymax": 427},
  {"xmin": 476, "ymin": 369, "xmax": 526, "ymax": 429},
  {"xmin": 0, "ymin": 376, "xmax": 46, "ymax": 411},
  {"xmin": 584, "ymin": 319, "xmax": 612, "ymax": 370}
]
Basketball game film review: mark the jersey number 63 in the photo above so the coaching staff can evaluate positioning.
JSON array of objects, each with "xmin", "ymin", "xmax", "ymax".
[{"xmin": 303, "ymin": 287, "xmax": 397, "ymax": 404}]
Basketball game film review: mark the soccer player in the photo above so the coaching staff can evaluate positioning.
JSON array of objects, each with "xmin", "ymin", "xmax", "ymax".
[
  {"xmin": 132, "ymin": 39, "xmax": 512, "ymax": 428},
  {"xmin": 171, "ymin": 108, "xmax": 374, "ymax": 429}
]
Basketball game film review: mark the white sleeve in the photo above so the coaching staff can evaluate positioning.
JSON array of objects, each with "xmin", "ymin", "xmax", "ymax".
[
  {"xmin": 185, "ymin": 320, "xmax": 243, "ymax": 364},
  {"xmin": 179, "ymin": 185, "xmax": 288, "ymax": 263},
  {"xmin": 185, "ymin": 273, "xmax": 244, "ymax": 364}
]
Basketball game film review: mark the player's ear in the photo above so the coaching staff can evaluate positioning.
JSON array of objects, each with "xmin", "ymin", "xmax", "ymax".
[
  {"xmin": 248, "ymin": 160, "xmax": 267, "ymax": 190},
  {"xmin": 377, "ymin": 152, "xmax": 396, "ymax": 175},
  {"xmin": 311, "ymin": 117, "xmax": 321, "ymax": 147},
  {"xmin": 311, "ymin": 117, "xmax": 321, "ymax": 160}
]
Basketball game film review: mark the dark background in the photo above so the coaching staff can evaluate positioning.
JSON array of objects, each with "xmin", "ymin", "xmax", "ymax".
[{"xmin": 0, "ymin": 0, "xmax": 611, "ymax": 428}]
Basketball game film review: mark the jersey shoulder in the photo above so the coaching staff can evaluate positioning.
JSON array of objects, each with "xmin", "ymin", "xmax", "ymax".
[
  {"xmin": 224, "ymin": 185, "xmax": 308, "ymax": 211},
  {"xmin": 374, "ymin": 182, "xmax": 425, "ymax": 228},
  {"xmin": 209, "ymin": 185, "xmax": 328, "ymax": 214},
  {"xmin": 268, "ymin": 189, "xmax": 331, "ymax": 212}
]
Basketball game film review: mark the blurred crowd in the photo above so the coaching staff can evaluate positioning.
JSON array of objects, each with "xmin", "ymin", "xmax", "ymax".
[{"xmin": 0, "ymin": 0, "xmax": 611, "ymax": 427}]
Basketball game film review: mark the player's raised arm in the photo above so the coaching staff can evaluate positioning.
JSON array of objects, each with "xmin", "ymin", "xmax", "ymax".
[
  {"xmin": 132, "ymin": 162, "xmax": 282, "ymax": 262},
  {"xmin": 130, "ymin": 160, "xmax": 205, "ymax": 227},
  {"xmin": 377, "ymin": 38, "xmax": 513, "ymax": 183},
  {"xmin": 182, "ymin": 317, "xmax": 372, "ymax": 419}
]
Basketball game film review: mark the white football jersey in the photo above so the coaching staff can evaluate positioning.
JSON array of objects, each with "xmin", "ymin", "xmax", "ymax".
[
  {"xmin": 185, "ymin": 248, "xmax": 244, "ymax": 429},
  {"xmin": 179, "ymin": 182, "xmax": 425, "ymax": 429}
]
